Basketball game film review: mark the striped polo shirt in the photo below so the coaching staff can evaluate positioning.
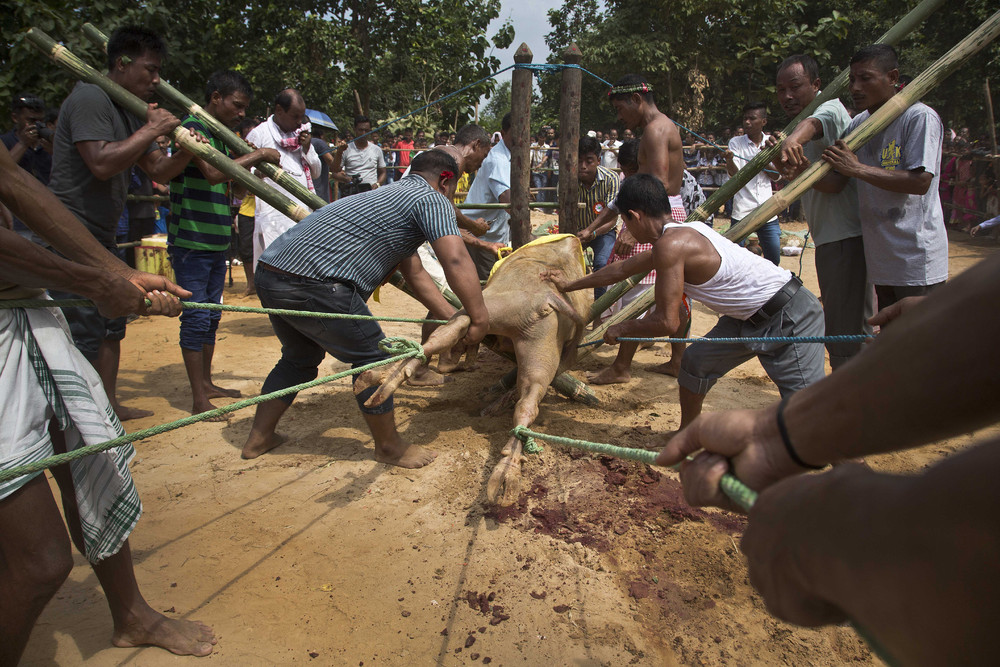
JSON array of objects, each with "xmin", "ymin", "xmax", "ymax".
[
  {"xmin": 168, "ymin": 116, "xmax": 232, "ymax": 251},
  {"xmin": 578, "ymin": 165, "xmax": 620, "ymax": 231},
  {"xmin": 260, "ymin": 175, "xmax": 460, "ymax": 300}
]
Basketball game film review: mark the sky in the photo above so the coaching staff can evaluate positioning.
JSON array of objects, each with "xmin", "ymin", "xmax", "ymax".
[{"xmin": 478, "ymin": 0, "xmax": 564, "ymax": 104}]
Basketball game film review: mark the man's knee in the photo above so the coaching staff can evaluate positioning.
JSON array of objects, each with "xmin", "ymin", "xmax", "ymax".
[{"xmin": 15, "ymin": 530, "xmax": 74, "ymax": 597}]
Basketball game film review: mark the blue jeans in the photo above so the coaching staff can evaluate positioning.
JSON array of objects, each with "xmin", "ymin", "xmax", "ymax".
[
  {"xmin": 531, "ymin": 172, "xmax": 548, "ymax": 202},
  {"xmin": 255, "ymin": 268, "xmax": 393, "ymax": 415},
  {"xmin": 168, "ymin": 247, "xmax": 226, "ymax": 350},
  {"xmin": 584, "ymin": 231, "xmax": 616, "ymax": 298},
  {"xmin": 736, "ymin": 218, "xmax": 781, "ymax": 266}
]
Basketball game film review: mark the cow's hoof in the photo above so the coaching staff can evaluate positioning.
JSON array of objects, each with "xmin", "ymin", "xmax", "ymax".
[{"xmin": 486, "ymin": 456, "xmax": 522, "ymax": 506}]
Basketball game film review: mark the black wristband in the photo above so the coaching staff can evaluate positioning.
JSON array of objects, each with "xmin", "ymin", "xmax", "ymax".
[{"xmin": 776, "ymin": 396, "xmax": 824, "ymax": 470}]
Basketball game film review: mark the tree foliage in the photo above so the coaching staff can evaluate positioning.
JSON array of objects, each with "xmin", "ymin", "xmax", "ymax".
[
  {"xmin": 0, "ymin": 0, "xmax": 513, "ymax": 135},
  {"xmin": 541, "ymin": 0, "xmax": 999, "ymax": 138}
]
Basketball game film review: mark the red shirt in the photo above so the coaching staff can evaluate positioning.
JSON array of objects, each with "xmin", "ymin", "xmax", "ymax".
[{"xmin": 394, "ymin": 139, "xmax": 414, "ymax": 169}]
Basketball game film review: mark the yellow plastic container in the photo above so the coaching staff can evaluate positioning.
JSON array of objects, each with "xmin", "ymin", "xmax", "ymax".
[{"xmin": 136, "ymin": 234, "xmax": 175, "ymax": 283}]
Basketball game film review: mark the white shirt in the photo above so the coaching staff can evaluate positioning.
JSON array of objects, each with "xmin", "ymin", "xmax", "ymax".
[
  {"xmin": 728, "ymin": 134, "xmax": 777, "ymax": 222},
  {"xmin": 665, "ymin": 222, "xmax": 791, "ymax": 320},
  {"xmin": 341, "ymin": 141, "xmax": 385, "ymax": 185},
  {"xmin": 245, "ymin": 116, "xmax": 322, "ymax": 263},
  {"xmin": 601, "ymin": 139, "xmax": 621, "ymax": 169},
  {"xmin": 463, "ymin": 140, "xmax": 511, "ymax": 244}
]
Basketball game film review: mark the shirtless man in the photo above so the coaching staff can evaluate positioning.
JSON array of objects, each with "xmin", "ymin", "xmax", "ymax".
[
  {"xmin": 576, "ymin": 74, "xmax": 690, "ymax": 383},
  {"xmin": 548, "ymin": 174, "xmax": 824, "ymax": 428}
]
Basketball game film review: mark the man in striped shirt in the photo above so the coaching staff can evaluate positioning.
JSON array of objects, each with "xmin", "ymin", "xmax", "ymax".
[
  {"xmin": 168, "ymin": 70, "xmax": 279, "ymax": 417},
  {"xmin": 243, "ymin": 151, "xmax": 488, "ymax": 467},
  {"xmin": 575, "ymin": 136, "xmax": 620, "ymax": 298}
]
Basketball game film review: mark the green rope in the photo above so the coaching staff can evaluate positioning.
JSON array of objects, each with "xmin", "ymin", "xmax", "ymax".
[
  {"xmin": 0, "ymin": 342, "xmax": 425, "ymax": 485},
  {"xmin": 0, "ymin": 299, "xmax": 450, "ymax": 326},
  {"xmin": 511, "ymin": 425, "xmax": 758, "ymax": 512}
]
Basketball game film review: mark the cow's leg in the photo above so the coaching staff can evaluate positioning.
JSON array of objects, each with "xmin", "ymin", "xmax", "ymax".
[
  {"xmin": 487, "ymin": 323, "xmax": 561, "ymax": 506},
  {"xmin": 356, "ymin": 315, "xmax": 471, "ymax": 406}
]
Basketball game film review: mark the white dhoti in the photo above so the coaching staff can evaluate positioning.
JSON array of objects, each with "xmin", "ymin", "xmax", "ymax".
[
  {"xmin": 416, "ymin": 242, "xmax": 452, "ymax": 292},
  {"xmin": 0, "ymin": 305, "xmax": 140, "ymax": 562}
]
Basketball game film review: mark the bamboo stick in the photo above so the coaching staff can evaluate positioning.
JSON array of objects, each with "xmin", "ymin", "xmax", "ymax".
[
  {"xmin": 25, "ymin": 28, "xmax": 312, "ymax": 223},
  {"xmin": 986, "ymin": 79, "xmax": 999, "ymax": 179},
  {"xmin": 583, "ymin": 8, "xmax": 1000, "ymax": 357},
  {"xmin": 576, "ymin": 0, "xmax": 948, "ymax": 355},
  {"xmin": 81, "ymin": 23, "xmax": 327, "ymax": 212}
]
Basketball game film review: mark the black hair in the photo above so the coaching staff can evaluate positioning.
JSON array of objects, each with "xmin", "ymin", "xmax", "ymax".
[
  {"xmin": 501, "ymin": 112, "xmax": 512, "ymax": 132},
  {"xmin": 410, "ymin": 149, "xmax": 459, "ymax": 177},
  {"xmin": 107, "ymin": 26, "xmax": 167, "ymax": 71},
  {"xmin": 12, "ymin": 93, "xmax": 44, "ymax": 115},
  {"xmin": 205, "ymin": 70, "xmax": 252, "ymax": 104},
  {"xmin": 274, "ymin": 88, "xmax": 302, "ymax": 111},
  {"xmin": 616, "ymin": 174, "xmax": 671, "ymax": 219},
  {"xmin": 777, "ymin": 54, "xmax": 819, "ymax": 82},
  {"xmin": 455, "ymin": 124, "xmax": 490, "ymax": 147},
  {"xmin": 617, "ymin": 138, "xmax": 639, "ymax": 168},
  {"xmin": 43, "ymin": 106, "xmax": 59, "ymax": 125},
  {"xmin": 742, "ymin": 101, "xmax": 768, "ymax": 118},
  {"xmin": 609, "ymin": 73, "xmax": 655, "ymax": 105},
  {"xmin": 579, "ymin": 136, "xmax": 602, "ymax": 159},
  {"xmin": 851, "ymin": 44, "xmax": 899, "ymax": 73},
  {"xmin": 354, "ymin": 115, "xmax": 370, "ymax": 126},
  {"xmin": 236, "ymin": 118, "xmax": 259, "ymax": 135}
]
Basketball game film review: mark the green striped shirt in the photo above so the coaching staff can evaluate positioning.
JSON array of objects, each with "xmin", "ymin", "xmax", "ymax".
[
  {"xmin": 577, "ymin": 165, "xmax": 620, "ymax": 231},
  {"xmin": 168, "ymin": 116, "xmax": 232, "ymax": 251}
]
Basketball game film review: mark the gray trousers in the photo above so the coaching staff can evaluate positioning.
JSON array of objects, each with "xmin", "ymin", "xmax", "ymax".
[
  {"xmin": 815, "ymin": 236, "xmax": 873, "ymax": 370},
  {"xmin": 678, "ymin": 287, "xmax": 826, "ymax": 397}
]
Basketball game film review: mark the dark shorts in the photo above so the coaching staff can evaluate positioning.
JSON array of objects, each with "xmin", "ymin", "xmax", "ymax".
[
  {"xmin": 255, "ymin": 268, "xmax": 393, "ymax": 415},
  {"xmin": 169, "ymin": 247, "xmax": 227, "ymax": 350},
  {"xmin": 48, "ymin": 288, "xmax": 127, "ymax": 362}
]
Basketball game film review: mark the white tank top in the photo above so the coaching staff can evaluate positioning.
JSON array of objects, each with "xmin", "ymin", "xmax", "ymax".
[{"xmin": 664, "ymin": 222, "xmax": 792, "ymax": 320}]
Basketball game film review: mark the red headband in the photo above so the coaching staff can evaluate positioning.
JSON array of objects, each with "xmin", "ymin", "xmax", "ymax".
[{"xmin": 441, "ymin": 170, "xmax": 455, "ymax": 180}]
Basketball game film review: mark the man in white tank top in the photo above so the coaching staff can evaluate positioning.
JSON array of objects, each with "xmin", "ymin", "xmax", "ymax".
[{"xmin": 545, "ymin": 174, "xmax": 825, "ymax": 427}]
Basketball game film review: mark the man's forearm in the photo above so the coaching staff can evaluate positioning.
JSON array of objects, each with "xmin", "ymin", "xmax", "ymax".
[
  {"xmin": 785, "ymin": 255, "xmax": 1000, "ymax": 465},
  {"xmin": 142, "ymin": 147, "xmax": 195, "ymax": 183},
  {"xmin": 786, "ymin": 117, "xmax": 822, "ymax": 145},
  {"xmin": 0, "ymin": 225, "xmax": 115, "ymax": 296},
  {"xmin": 852, "ymin": 164, "xmax": 932, "ymax": 195},
  {"xmin": 564, "ymin": 251, "xmax": 652, "ymax": 292},
  {"xmin": 800, "ymin": 443, "xmax": 1000, "ymax": 665},
  {"xmin": 0, "ymin": 146, "xmax": 127, "ymax": 276}
]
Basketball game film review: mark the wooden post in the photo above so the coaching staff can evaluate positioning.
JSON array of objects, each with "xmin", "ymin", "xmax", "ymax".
[
  {"xmin": 509, "ymin": 43, "xmax": 533, "ymax": 248},
  {"xmin": 986, "ymin": 79, "xmax": 999, "ymax": 179},
  {"xmin": 558, "ymin": 43, "xmax": 583, "ymax": 234},
  {"xmin": 353, "ymin": 90, "xmax": 364, "ymax": 117}
]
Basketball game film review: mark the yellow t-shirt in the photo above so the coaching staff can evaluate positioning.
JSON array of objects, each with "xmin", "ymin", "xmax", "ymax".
[{"xmin": 238, "ymin": 193, "xmax": 255, "ymax": 217}]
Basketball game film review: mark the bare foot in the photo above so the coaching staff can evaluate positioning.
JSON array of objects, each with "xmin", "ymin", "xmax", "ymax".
[
  {"xmin": 405, "ymin": 366, "xmax": 453, "ymax": 387},
  {"xmin": 655, "ymin": 346, "xmax": 672, "ymax": 357},
  {"xmin": 112, "ymin": 609, "xmax": 216, "ymax": 657},
  {"xmin": 242, "ymin": 287, "xmax": 256, "ymax": 297},
  {"xmin": 639, "ymin": 341, "xmax": 656, "ymax": 350},
  {"xmin": 114, "ymin": 404, "xmax": 154, "ymax": 421},
  {"xmin": 242, "ymin": 431, "xmax": 287, "ymax": 459},
  {"xmin": 375, "ymin": 441, "xmax": 437, "ymax": 468},
  {"xmin": 649, "ymin": 360, "xmax": 681, "ymax": 377},
  {"xmin": 586, "ymin": 366, "xmax": 632, "ymax": 385},
  {"xmin": 205, "ymin": 383, "xmax": 242, "ymax": 399}
]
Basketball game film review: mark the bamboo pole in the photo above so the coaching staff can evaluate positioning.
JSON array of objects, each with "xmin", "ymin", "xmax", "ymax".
[
  {"xmin": 582, "ymin": 8, "xmax": 1000, "ymax": 356},
  {"xmin": 509, "ymin": 43, "xmax": 533, "ymax": 248},
  {"xmin": 558, "ymin": 43, "xmax": 583, "ymax": 235},
  {"xmin": 81, "ymin": 23, "xmax": 327, "ymax": 213},
  {"xmin": 576, "ymin": 0, "xmax": 948, "ymax": 354},
  {"xmin": 26, "ymin": 28, "xmax": 311, "ymax": 223}
]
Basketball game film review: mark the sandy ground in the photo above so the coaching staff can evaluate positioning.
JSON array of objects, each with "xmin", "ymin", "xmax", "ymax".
[{"xmin": 21, "ymin": 219, "xmax": 1000, "ymax": 666}]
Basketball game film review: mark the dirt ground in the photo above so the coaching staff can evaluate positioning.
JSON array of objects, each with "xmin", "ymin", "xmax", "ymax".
[{"xmin": 21, "ymin": 218, "xmax": 1000, "ymax": 666}]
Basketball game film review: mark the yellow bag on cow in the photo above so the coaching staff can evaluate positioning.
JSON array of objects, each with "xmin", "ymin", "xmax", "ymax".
[{"xmin": 487, "ymin": 234, "xmax": 585, "ymax": 282}]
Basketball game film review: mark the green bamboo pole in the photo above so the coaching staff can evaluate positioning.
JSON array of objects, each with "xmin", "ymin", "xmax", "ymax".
[
  {"xmin": 386, "ymin": 271, "xmax": 598, "ymax": 406},
  {"xmin": 728, "ymin": 9, "xmax": 1000, "ymax": 243},
  {"xmin": 582, "ymin": 7, "xmax": 1000, "ymax": 357},
  {"xmin": 577, "ymin": 0, "xmax": 947, "ymax": 355},
  {"xmin": 81, "ymin": 23, "xmax": 327, "ymax": 213},
  {"xmin": 25, "ymin": 28, "xmax": 312, "ymax": 223}
]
